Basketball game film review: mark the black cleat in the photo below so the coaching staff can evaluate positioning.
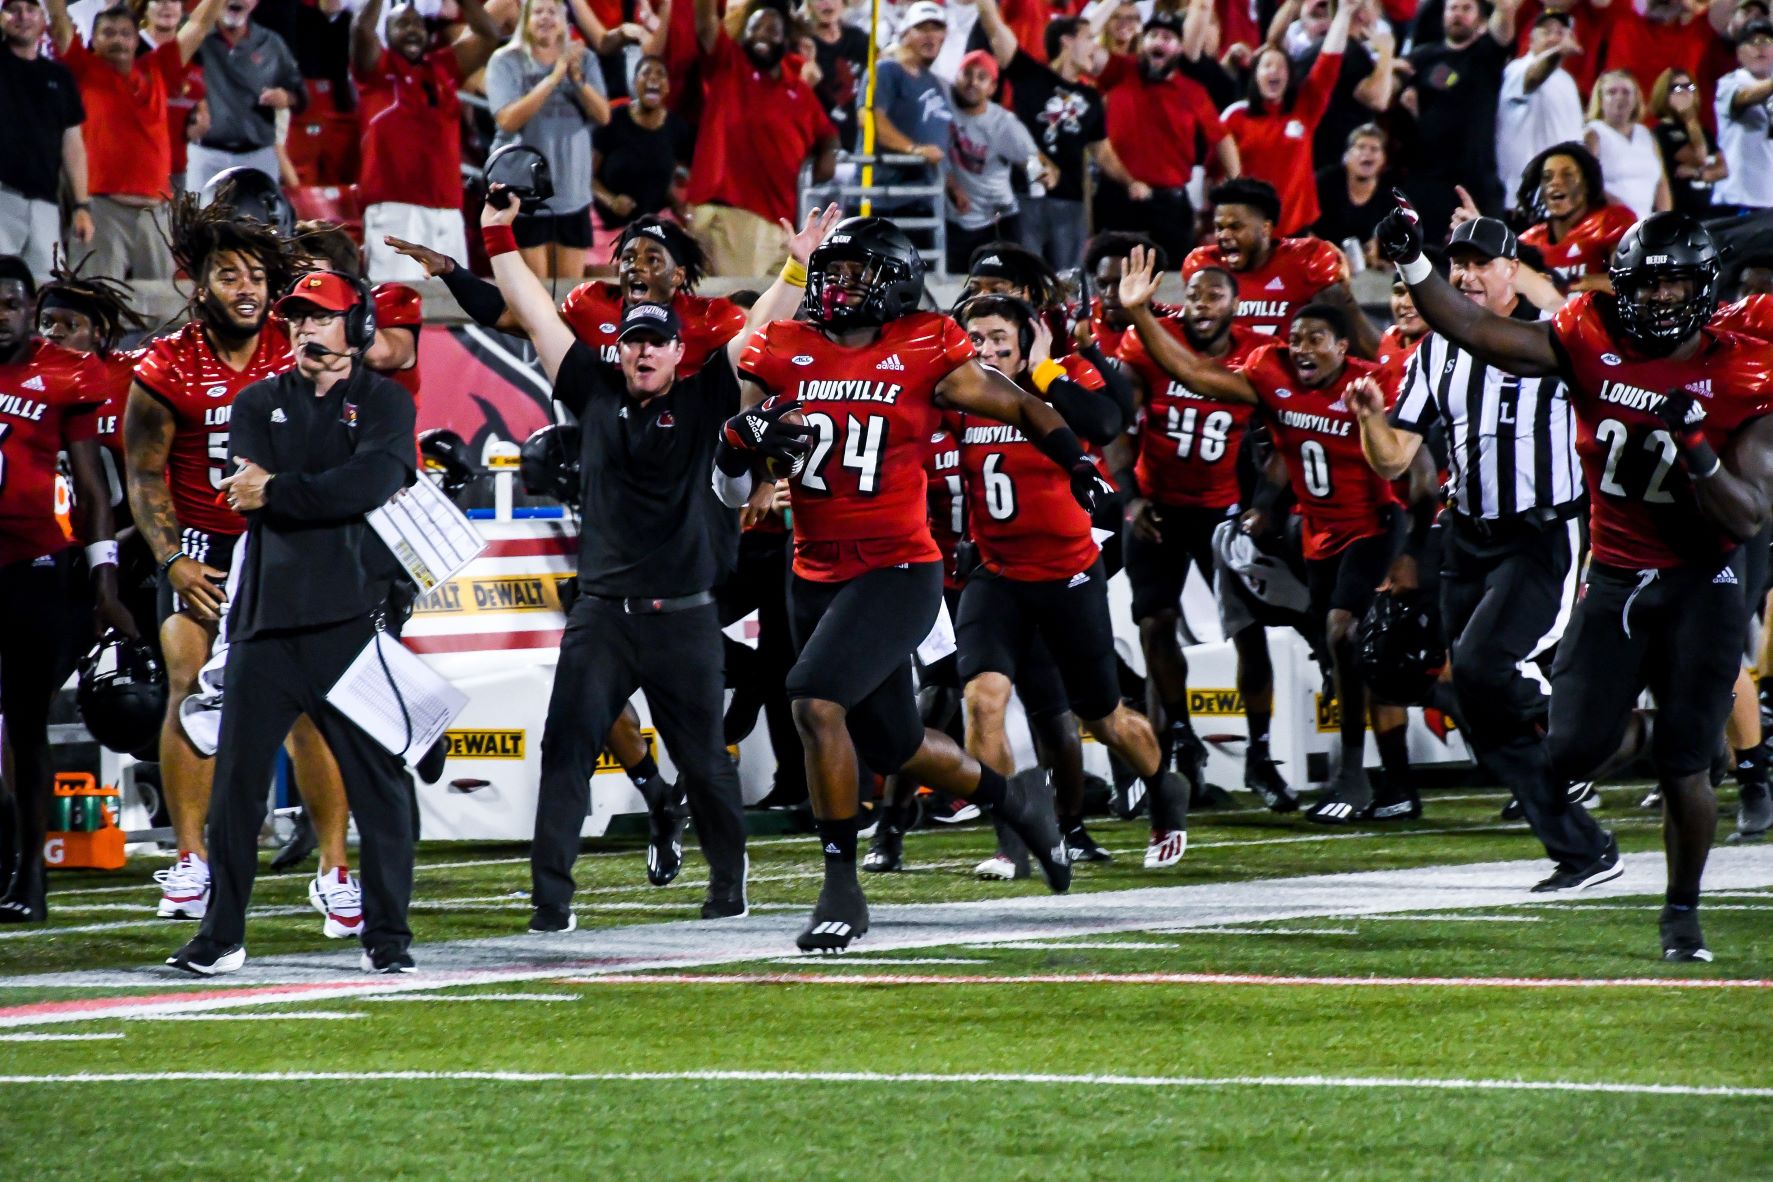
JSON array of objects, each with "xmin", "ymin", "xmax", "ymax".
[
  {"xmin": 1172, "ymin": 727, "xmax": 1208, "ymax": 805},
  {"xmin": 992, "ymin": 775, "xmax": 1071, "ymax": 894},
  {"xmin": 1729, "ymin": 781, "xmax": 1773, "ymax": 844},
  {"xmin": 1369, "ymin": 781, "xmax": 1422, "ymax": 822},
  {"xmin": 269, "ymin": 809, "xmax": 318, "ymax": 873},
  {"xmin": 640, "ymin": 779, "xmax": 689, "ymax": 887},
  {"xmin": 0, "ymin": 862, "xmax": 48, "ymax": 923},
  {"xmin": 796, "ymin": 875, "xmax": 869, "ymax": 954},
  {"xmin": 1500, "ymin": 796, "xmax": 1525, "ymax": 822},
  {"xmin": 1107, "ymin": 755, "xmax": 1148, "ymax": 821},
  {"xmin": 1063, "ymin": 824, "xmax": 1113, "ymax": 864},
  {"xmin": 361, "ymin": 946, "xmax": 417, "ymax": 974},
  {"xmin": 1531, "ymin": 832, "xmax": 1623, "ymax": 892},
  {"xmin": 1659, "ymin": 905, "xmax": 1713, "ymax": 963},
  {"xmin": 528, "ymin": 904, "xmax": 577, "ymax": 934},
  {"xmin": 862, "ymin": 823, "xmax": 905, "ymax": 872},
  {"xmin": 1305, "ymin": 766, "xmax": 1374, "ymax": 825},
  {"xmin": 165, "ymin": 937, "xmax": 245, "ymax": 975},
  {"xmin": 1245, "ymin": 754, "xmax": 1299, "ymax": 813},
  {"xmin": 701, "ymin": 891, "xmax": 749, "ymax": 919}
]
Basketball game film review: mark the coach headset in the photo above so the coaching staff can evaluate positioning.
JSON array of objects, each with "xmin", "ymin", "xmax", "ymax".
[{"xmin": 281, "ymin": 268, "xmax": 378, "ymax": 357}]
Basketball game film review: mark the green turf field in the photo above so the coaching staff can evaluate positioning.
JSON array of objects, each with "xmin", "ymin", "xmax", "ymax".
[{"xmin": 4, "ymin": 785, "xmax": 1771, "ymax": 1180}]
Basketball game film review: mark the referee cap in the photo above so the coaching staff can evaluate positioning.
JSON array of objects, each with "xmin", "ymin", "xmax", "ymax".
[
  {"xmin": 617, "ymin": 301, "xmax": 683, "ymax": 343},
  {"xmin": 1446, "ymin": 217, "xmax": 1518, "ymax": 262}
]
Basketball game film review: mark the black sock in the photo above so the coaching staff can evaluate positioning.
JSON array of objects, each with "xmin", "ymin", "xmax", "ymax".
[
  {"xmin": 970, "ymin": 765, "xmax": 1007, "ymax": 808},
  {"xmin": 817, "ymin": 816, "xmax": 859, "ymax": 866},
  {"xmin": 1734, "ymin": 746, "xmax": 1768, "ymax": 790},
  {"xmin": 626, "ymin": 752, "xmax": 659, "ymax": 791},
  {"xmin": 1375, "ymin": 726, "xmax": 1411, "ymax": 783},
  {"xmin": 1247, "ymin": 715, "xmax": 1271, "ymax": 762},
  {"xmin": 1666, "ymin": 891, "xmax": 1699, "ymax": 910},
  {"xmin": 1059, "ymin": 812, "xmax": 1083, "ymax": 833}
]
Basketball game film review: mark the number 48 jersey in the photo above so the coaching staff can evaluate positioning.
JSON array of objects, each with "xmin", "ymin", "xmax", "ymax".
[
  {"xmin": 740, "ymin": 312, "xmax": 977, "ymax": 582},
  {"xmin": 1552, "ymin": 293, "xmax": 1773, "ymax": 570},
  {"xmin": 1118, "ymin": 317, "xmax": 1264, "ymax": 509}
]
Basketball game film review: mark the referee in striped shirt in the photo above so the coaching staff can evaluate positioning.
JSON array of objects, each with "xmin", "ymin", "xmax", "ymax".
[{"xmin": 1351, "ymin": 217, "xmax": 1619, "ymax": 891}]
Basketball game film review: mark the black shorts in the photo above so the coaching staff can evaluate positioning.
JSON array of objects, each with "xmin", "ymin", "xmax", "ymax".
[
  {"xmin": 156, "ymin": 527, "xmax": 240, "ymax": 621},
  {"xmin": 514, "ymin": 204, "xmax": 594, "ymax": 250},
  {"xmin": 1305, "ymin": 507, "xmax": 1404, "ymax": 619},
  {"xmin": 0, "ymin": 547, "xmax": 84, "ymax": 723},
  {"xmin": 1548, "ymin": 557, "xmax": 1745, "ymax": 779},
  {"xmin": 955, "ymin": 558, "xmax": 1121, "ymax": 721},
  {"xmin": 787, "ymin": 562, "xmax": 942, "ymax": 773},
  {"xmin": 1124, "ymin": 503, "xmax": 1233, "ymax": 623}
]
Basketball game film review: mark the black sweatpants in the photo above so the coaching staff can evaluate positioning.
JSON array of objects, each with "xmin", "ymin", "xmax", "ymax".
[
  {"xmin": 716, "ymin": 529, "xmax": 804, "ymax": 799},
  {"xmin": 199, "ymin": 614, "xmax": 414, "ymax": 950},
  {"xmin": 0, "ymin": 550, "xmax": 84, "ymax": 889},
  {"xmin": 1441, "ymin": 513, "xmax": 1607, "ymax": 868},
  {"xmin": 532, "ymin": 596, "xmax": 746, "ymax": 909}
]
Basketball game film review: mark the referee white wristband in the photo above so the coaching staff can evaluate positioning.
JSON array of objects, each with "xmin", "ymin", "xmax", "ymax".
[
  {"xmin": 86, "ymin": 541, "xmax": 119, "ymax": 570},
  {"xmin": 1397, "ymin": 256, "xmax": 1432, "ymax": 285}
]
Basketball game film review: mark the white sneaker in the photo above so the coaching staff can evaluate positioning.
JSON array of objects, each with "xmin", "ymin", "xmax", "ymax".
[
  {"xmin": 154, "ymin": 852, "xmax": 211, "ymax": 919},
  {"xmin": 309, "ymin": 867, "xmax": 364, "ymax": 939},
  {"xmin": 1144, "ymin": 829, "xmax": 1188, "ymax": 869},
  {"xmin": 974, "ymin": 853, "xmax": 1023, "ymax": 880}
]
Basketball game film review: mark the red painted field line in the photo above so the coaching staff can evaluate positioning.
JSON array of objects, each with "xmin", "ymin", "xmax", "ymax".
[
  {"xmin": 560, "ymin": 972, "xmax": 1773, "ymax": 989},
  {"xmin": 0, "ymin": 981, "xmax": 383, "ymax": 1023}
]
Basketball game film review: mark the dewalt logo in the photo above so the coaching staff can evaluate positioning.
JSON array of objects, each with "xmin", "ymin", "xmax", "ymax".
[
  {"xmin": 1187, "ymin": 688, "xmax": 1244, "ymax": 716},
  {"xmin": 445, "ymin": 729, "xmax": 526, "ymax": 759},
  {"xmin": 416, "ymin": 575, "xmax": 566, "ymax": 615},
  {"xmin": 596, "ymin": 728, "xmax": 657, "ymax": 774}
]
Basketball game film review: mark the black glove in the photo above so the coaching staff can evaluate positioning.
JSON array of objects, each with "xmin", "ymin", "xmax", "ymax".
[
  {"xmin": 1375, "ymin": 188, "xmax": 1424, "ymax": 266},
  {"xmin": 720, "ymin": 397, "xmax": 812, "ymax": 467},
  {"xmin": 1069, "ymin": 459, "xmax": 1116, "ymax": 515},
  {"xmin": 1655, "ymin": 388, "xmax": 1720, "ymax": 474},
  {"xmin": 1653, "ymin": 389, "xmax": 1697, "ymax": 437}
]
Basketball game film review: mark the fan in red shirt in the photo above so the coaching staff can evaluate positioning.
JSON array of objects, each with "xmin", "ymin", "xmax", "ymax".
[
  {"xmin": 1120, "ymin": 244, "xmax": 1418, "ymax": 826},
  {"xmin": 46, "ymin": 0, "xmax": 224, "ymax": 280},
  {"xmin": 1514, "ymin": 142, "xmax": 1638, "ymax": 286},
  {"xmin": 0, "ymin": 257, "xmax": 130, "ymax": 923},
  {"xmin": 948, "ymin": 294, "xmax": 1166, "ymax": 864},
  {"xmin": 719, "ymin": 217, "xmax": 1118, "ymax": 952},
  {"xmin": 684, "ymin": 0, "xmax": 837, "ymax": 275},
  {"xmin": 1381, "ymin": 198, "xmax": 1773, "ymax": 963},
  {"xmin": 1222, "ymin": 3, "xmax": 1351, "ymax": 235},
  {"xmin": 1183, "ymin": 178, "xmax": 1378, "ymax": 356},
  {"xmin": 1599, "ymin": 0, "xmax": 1716, "ymax": 106},
  {"xmin": 351, "ymin": 0, "xmax": 501, "ymax": 283},
  {"xmin": 122, "ymin": 197, "xmax": 299, "ymax": 923}
]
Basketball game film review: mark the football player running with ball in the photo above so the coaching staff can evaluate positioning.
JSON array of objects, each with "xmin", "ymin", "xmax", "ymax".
[{"xmin": 715, "ymin": 218, "xmax": 1115, "ymax": 953}]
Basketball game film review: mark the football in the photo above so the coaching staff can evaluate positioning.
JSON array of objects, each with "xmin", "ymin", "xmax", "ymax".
[{"xmin": 765, "ymin": 404, "xmax": 810, "ymax": 481}]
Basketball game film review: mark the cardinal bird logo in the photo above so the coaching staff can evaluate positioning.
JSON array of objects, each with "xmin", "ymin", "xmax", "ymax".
[{"xmin": 1423, "ymin": 708, "xmax": 1453, "ymax": 743}]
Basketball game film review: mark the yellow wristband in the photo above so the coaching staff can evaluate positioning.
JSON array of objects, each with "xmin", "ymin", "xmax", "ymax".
[
  {"xmin": 1031, "ymin": 358, "xmax": 1066, "ymax": 394},
  {"xmin": 780, "ymin": 258, "xmax": 808, "ymax": 289}
]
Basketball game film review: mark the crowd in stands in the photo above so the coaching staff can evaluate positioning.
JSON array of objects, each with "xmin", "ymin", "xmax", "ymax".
[{"xmin": 4, "ymin": 0, "xmax": 1773, "ymax": 283}]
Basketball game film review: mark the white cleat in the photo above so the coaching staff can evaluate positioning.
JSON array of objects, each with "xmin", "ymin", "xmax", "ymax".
[
  {"xmin": 974, "ymin": 853, "xmax": 1025, "ymax": 880},
  {"xmin": 154, "ymin": 852, "xmax": 211, "ymax": 919},
  {"xmin": 1143, "ymin": 829, "xmax": 1188, "ymax": 869},
  {"xmin": 309, "ymin": 866, "xmax": 364, "ymax": 939}
]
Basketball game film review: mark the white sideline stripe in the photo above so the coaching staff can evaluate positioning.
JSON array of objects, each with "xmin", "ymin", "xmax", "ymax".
[
  {"xmin": 1326, "ymin": 914, "xmax": 1543, "ymax": 924},
  {"xmin": 767, "ymin": 957, "xmax": 989, "ymax": 966},
  {"xmin": 1179, "ymin": 928, "xmax": 1361, "ymax": 936},
  {"xmin": 987, "ymin": 941, "xmax": 1182, "ymax": 950},
  {"xmin": 123, "ymin": 1011, "xmax": 367, "ymax": 1022},
  {"xmin": 0, "ymin": 1068, "xmax": 1767, "ymax": 1099},
  {"xmin": 358, "ymin": 993, "xmax": 581, "ymax": 1003},
  {"xmin": 0, "ymin": 1032, "xmax": 126, "ymax": 1041},
  {"xmin": 1523, "ymin": 903, "xmax": 1773, "ymax": 913}
]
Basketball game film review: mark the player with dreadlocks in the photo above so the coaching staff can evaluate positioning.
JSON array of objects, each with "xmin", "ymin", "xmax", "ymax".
[{"xmin": 124, "ymin": 194, "xmax": 303, "ymax": 925}]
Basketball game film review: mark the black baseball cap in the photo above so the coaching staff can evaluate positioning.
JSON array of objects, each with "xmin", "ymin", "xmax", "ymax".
[
  {"xmin": 1738, "ymin": 17, "xmax": 1773, "ymax": 43},
  {"xmin": 1532, "ymin": 10, "xmax": 1574, "ymax": 28},
  {"xmin": 1143, "ymin": 9, "xmax": 1184, "ymax": 37},
  {"xmin": 1446, "ymin": 217, "xmax": 1518, "ymax": 262},
  {"xmin": 617, "ymin": 301, "xmax": 682, "ymax": 342}
]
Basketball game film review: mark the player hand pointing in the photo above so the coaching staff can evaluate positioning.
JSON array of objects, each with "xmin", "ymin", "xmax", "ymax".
[
  {"xmin": 1374, "ymin": 189, "xmax": 1424, "ymax": 266},
  {"xmin": 1117, "ymin": 244, "xmax": 1163, "ymax": 312}
]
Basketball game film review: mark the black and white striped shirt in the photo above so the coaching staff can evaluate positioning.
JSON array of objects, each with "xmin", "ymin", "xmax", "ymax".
[{"xmin": 1390, "ymin": 306, "xmax": 1582, "ymax": 520}]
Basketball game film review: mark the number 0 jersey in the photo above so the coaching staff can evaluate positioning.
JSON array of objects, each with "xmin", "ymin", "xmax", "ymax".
[
  {"xmin": 1242, "ymin": 344, "xmax": 1400, "ymax": 560},
  {"xmin": 1551, "ymin": 292, "xmax": 1773, "ymax": 570},
  {"xmin": 0, "ymin": 340, "xmax": 108, "ymax": 566},
  {"xmin": 133, "ymin": 321, "xmax": 293, "ymax": 537},
  {"xmin": 1118, "ymin": 317, "xmax": 1263, "ymax": 509},
  {"xmin": 740, "ymin": 312, "xmax": 976, "ymax": 581}
]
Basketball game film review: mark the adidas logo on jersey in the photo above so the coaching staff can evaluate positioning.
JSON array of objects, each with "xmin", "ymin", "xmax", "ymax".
[
  {"xmin": 877, "ymin": 354, "xmax": 905, "ymax": 371},
  {"xmin": 1067, "ymin": 571, "xmax": 1090, "ymax": 588},
  {"xmin": 1265, "ymin": 277, "xmax": 1285, "ymax": 291},
  {"xmin": 22, "ymin": 375, "xmax": 45, "ymax": 392},
  {"xmin": 270, "ymin": 408, "xmax": 288, "ymax": 424},
  {"xmin": 1715, "ymin": 567, "xmax": 1740, "ymax": 585}
]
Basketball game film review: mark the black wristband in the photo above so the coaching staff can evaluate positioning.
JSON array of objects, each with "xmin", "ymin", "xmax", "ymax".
[
  {"xmin": 156, "ymin": 550, "xmax": 184, "ymax": 577},
  {"xmin": 1681, "ymin": 438, "xmax": 1723, "ymax": 479},
  {"xmin": 440, "ymin": 264, "xmax": 510, "ymax": 328},
  {"xmin": 1033, "ymin": 424, "xmax": 1086, "ymax": 471},
  {"xmin": 715, "ymin": 439, "xmax": 753, "ymax": 478}
]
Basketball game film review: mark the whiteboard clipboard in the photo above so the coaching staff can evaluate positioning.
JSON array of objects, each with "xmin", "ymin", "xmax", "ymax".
[{"xmin": 367, "ymin": 477, "xmax": 487, "ymax": 593}]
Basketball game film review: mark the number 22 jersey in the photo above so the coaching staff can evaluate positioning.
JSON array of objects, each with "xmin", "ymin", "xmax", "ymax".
[{"xmin": 740, "ymin": 312, "xmax": 976, "ymax": 582}]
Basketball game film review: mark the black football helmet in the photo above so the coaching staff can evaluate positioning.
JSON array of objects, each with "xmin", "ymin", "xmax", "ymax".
[
  {"xmin": 418, "ymin": 428, "xmax": 476, "ymax": 501},
  {"xmin": 200, "ymin": 167, "xmax": 294, "ymax": 237},
  {"xmin": 1355, "ymin": 589, "xmax": 1445, "ymax": 706},
  {"xmin": 802, "ymin": 217, "xmax": 926, "ymax": 330},
  {"xmin": 1608, "ymin": 213, "xmax": 1720, "ymax": 355},
  {"xmin": 520, "ymin": 423, "xmax": 582, "ymax": 509},
  {"xmin": 77, "ymin": 631, "xmax": 168, "ymax": 757}
]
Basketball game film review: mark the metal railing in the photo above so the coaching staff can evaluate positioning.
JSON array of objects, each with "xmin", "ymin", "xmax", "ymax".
[{"xmin": 800, "ymin": 151, "xmax": 949, "ymax": 275}]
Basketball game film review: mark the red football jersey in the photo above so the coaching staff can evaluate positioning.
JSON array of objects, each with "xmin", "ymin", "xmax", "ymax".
[
  {"xmin": 740, "ymin": 312, "xmax": 976, "ymax": 581},
  {"xmin": 1182, "ymin": 237, "xmax": 1344, "ymax": 337},
  {"xmin": 1243, "ymin": 344, "xmax": 1400, "ymax": 559},
  {"xmin": 957, "ymin": 357, "xmax": 1106, "ymax": 582},
  {"xmin": 925, "ymin": 426, "xmax": 966, "ymax": 590},
  {"xmin": 1088, "ymin": 296, "xmax": 1175, "ymax": 359},
  {"xmin": 1119, "ymin": 317, "xmax": 1263, "ymax": 509},
  {"xmin": 133, "ymin": 322, "xmax": 294, "ymax": 537},
  {"xmin": 1712, "ymin": 295, "xmax": 1773, "ymax": 343},
  {"xmin": 92, "ymin": 348, "xmax": 145, "ymax": 463},
  {"xmin": 559, "ymin": 283, "xmax": 746, "ymax": 377},
  {"xmin": 1552, "ymin": 293, "xmax": 1773, "ymax": 569},
  {"xmin": 1375, "ymin": 323, "xmax": 1423, "ymax": 386},
  {"xmin": 1519, "ymin": 204, "xmax": 1637, "ymax": 282},
  {"xmin": 373, "ymin": 282, "xmax": 423, "ymax": 403},
  {"xmin": 0, "ymin": 341, "xmax": 108, "ymax": 566}
]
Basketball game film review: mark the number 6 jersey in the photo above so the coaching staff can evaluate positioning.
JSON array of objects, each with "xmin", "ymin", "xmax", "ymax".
[
  {"xmin": 740, "ymin": 312, "xmax": 976, "ymax": 582},
  {"xmin": 1551, "ymin": 292, "xmax": 1773, "ymax": 570},
  {"xmin": 133, "ymin": 321, "xmax": 293, "ymax": 538}
]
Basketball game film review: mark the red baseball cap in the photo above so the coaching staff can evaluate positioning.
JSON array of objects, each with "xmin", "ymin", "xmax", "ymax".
[
  {"xmin": 274, "ymin": 271, "xmax": 362, "ymax": 317},
  {"xmin": 958, "ymin": 49, "xmax": 999, "ymax": 83}
]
